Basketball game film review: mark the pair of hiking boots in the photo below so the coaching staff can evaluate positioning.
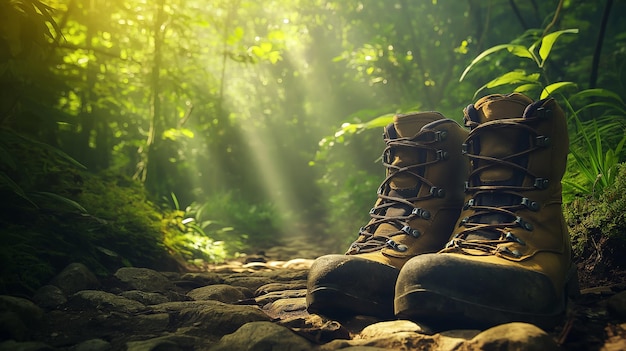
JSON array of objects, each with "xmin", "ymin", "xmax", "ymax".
[{"xmin": 306, "ymin": 93, "xmax": 580, "ymax": 330}]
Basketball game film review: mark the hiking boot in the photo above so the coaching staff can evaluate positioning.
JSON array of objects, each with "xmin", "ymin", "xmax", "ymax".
[
  {"xmin": 394, "ymin": 93, "xmax": 579, "ymax": 329},
  {"xmin": 306, "ymin": 112, "xmax": 468, "ymax": 318}
]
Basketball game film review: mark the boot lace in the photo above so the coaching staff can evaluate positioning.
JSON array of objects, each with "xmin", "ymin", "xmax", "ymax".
[
  {"xmin": 348, "ymin": 128, "xmax": 448, "ymax": 254},
  {"xmin": 444, "ymin": 102, "xmax": 552, "ymax": 258}
]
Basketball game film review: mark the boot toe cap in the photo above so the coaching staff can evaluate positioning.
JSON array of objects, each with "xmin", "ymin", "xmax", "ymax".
[{"xmin": 307, "ymin": 254, "xmax": 399, "ymax": 319}]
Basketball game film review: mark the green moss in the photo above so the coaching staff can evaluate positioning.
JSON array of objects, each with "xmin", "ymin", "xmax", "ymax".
[
  {"xmin": 0, "ymin": 132, "xmax": 174, "ymax": 294},
  {"xmin": 565, "ymin": 162, "xmax": 626, "ymax": 259}
]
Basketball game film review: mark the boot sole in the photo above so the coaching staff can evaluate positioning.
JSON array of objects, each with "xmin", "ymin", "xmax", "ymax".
[
  {"xmin": 395, "ymin": 288, "xmax": 566, "ymax": 330},
  {"xmin": 307, "ymin": 286, "xmax": 394, "ymax": 319}
]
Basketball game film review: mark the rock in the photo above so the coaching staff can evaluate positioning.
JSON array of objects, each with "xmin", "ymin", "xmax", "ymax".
[
  {"xmin": 358, "ymin": 320, "xmax": 430, "ymax": 338},
  {"xmin": 133, "ymin": 313, "xmax": 170, "ymax": 332},
  {"xmin": 74, "ymin": 338, "xmax": 112, "ymax": 351},
  {"xmin": 258, "ymin": 269, "xmax": 309, "ymax": 281},
  {"xmin": 69, "ymin": 290, "xmax": 146, "ymax": 313},
  {"xmin": 255, "ymin": 288, "xmax": 307, "ymax": 305},
  {"xmin": 210, "ymin": 321, "xmax": 315, "ymax": 351},
  {"xmin": 176, "ymin": 272, "xmax": 224, "ymax": 289},
  {"xmin": 458, "ymin": 322, "xmax": 559, "ymax": 351},
  {"xmin": 0, "ymin": 295, "xmax": 43, "ymax": 341},
  {"xmin": 50, "ymin": 263, "xmax": 100, "ymax": 294},
  {"xmin": 32, "ymin": 285, "xmax": 67, "ymax": 309},
  {"xmin": 0, "ymin": 340, "xmax": 54, "ymax": 351},
  {"xmin": 126, "ymin": 335, "xmax": 199, "ymax": 351},
  {"xmin": 255, "ymin": 281, "xmax": 307, "ymax": 295},
  {"xmin": 176, "ymin": 301, "xmax": 271, "ymax": 336},
  {"xmin": 114, "ymin": 267, "xmax": 173, "ymax": 292},
  {"xmin": 607, "ymin": 291, "xmax": 626, "ymax": 318},
  {"xmin": 121, "ymin": 290, "xmax": 170, "ymax": 305},
  {"xmin": 223, "ymin": 276, "xmax": 274, "ymax": 291},
  {"xmin": 601, "ymin": 323, "xmax": 626, "ymax": 351},
  {"xmin": 186, "ymin": 284, "xmax": 246, "ymax": 303},
  {"xmin": 262, "ymin": 296, "xmax": 308, "ymax": 320},
  {"xmin": 319, "ymin": 331, "xmax": 437, "ymax": 350},
  {"xmin": 280, "ymin": 314, "xmax": 351, "ymax": 344}
]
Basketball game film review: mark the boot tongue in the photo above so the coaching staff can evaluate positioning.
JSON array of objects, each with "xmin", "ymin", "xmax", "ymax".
[
  {"xmin": 466, "ymin": 94, "xmax": 533, "ymax": 240},
  {"xmin": 470, "ymin": 93, "xmax": 533, "ymax": 183},
  {"xmin": 389, "ymin": 112, "xmax": 442, "ymax": 189},
  {"xmin": 375, "ymin": 112, "xmax": 443, "ymax": 236}
]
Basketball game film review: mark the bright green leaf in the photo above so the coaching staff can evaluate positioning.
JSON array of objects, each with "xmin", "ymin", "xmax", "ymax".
[
  {"xmin": 540, "ymin": 81, "xmax": 577, "ymax": 99},
  {"xmin": 485, "ymin": 71, "xmax": 540, "ymax": 88},
  {"xmin": 538, "ymin": 29, "xmax": 579, "ymax": 66},
  {"xmin": 460, "ymin": 44, "xmax": 532, "ymax": 81}
]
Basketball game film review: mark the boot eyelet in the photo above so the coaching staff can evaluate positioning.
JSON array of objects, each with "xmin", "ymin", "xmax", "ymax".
[
  {"xmin": 463, "ymin": 198, "xmax": 475, "ymax": 210},
  {"xmin": 369, "ymin": 208, "xmax": 376, "ymax": 214},
  {"xmin": 536, "ymin": 136, "xmax": 551, "ymax": 147},
  {"xmin": 435, "ymin": 130, "xmax": 448, "ymax": 141},
  {"xmin": 461, "ymin": 143, "xmax": 468, "ymax": 154},
  {"xmin": 437, "ymin": 150, "xmax": 449, "ymax": 160},
  {"xmin": 536, "ymin": 107, "xmax": 552, "ymax": 118},
  {"xmin": 430, "ymin": 186, "xmax": 445, "ymax": 198},
  {"xmin": 505, "ymin": 231, "xmax": 526, "ymax": 245},
  {"xmin": 497, "ymin": 246, "xmax": 522, "ymax": 258},
  {"xmin": 402, "ymin": 225, "xmax": 421, "ymax": 238},
  {"xmin": 386, "ymin": 239, "xmax": 408, "ymax": 252},
  {"xmin": 534, "ymin": 178, "xmax": 549, "ymax": 189},
  {"xmin": 521, "ymin": 197, "xmax": 540, "ymax": 211},
  {"xmin": 411, "ymin": 208, "xmax": 431, "ymax": 219},
  {"xmin": 461, "ymin": 217, "xmax": 469, "ymax": 225},
  {"xmin": 515, "ymin": 217, "xmax": 534, "ymax": 231}
]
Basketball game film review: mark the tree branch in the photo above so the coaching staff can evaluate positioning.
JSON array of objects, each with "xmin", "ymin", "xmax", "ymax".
[
  {"xmin": 508, "ymin": 0, "xmax": 529, "ymax": 31},
  {"xmin": 589, "ymin": 0, "xmax": 614, "ymax": 89},
  {"xmin": 543, "ymin": 0, "xmax": 564, "ymax": 36}
]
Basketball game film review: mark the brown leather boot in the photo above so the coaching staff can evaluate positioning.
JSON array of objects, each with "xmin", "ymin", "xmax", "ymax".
[
  {"xmin": 394, "ymin": 93, "xmax": 579, "ymax": 329},
  {"xmin": 306, "ymin": 112, "xmax": 468, "ymax": 318}
]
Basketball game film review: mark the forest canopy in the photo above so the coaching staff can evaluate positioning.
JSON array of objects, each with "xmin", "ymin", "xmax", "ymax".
[{"xmin": 1, "ymin": 0, "xmax": 625, "ymax": 292}]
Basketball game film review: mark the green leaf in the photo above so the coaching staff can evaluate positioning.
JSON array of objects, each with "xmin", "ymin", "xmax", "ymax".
[
  {"xmin": 540, "ymin": 81, "xmax": 577, "ymax": 99},
  {"xmin": 476, "ymin": 71, "xmax": 540, "ymax": 96},
  {"xmin": 514, "ymin": 83, "xmax": 541, "ymax": 94},
  {"xmin": 537, "ymin": 29, "xmax": 579, "ymax": 66},
  {"xmin": 485, "ymin": 71, "xmax": 540, "ymax": 89},
  {"xmin": 32, "ymin": 191, "xmax": 88, "ymax": 213},
  {"xmin": 460, "ymin": 44, "xmax": 533, "ymax": 82},
  {"xmin": 571, "ymin": 88, "xmax": 625, "ymax": 105},
  {"xmin": 0, "ymin": 171, "xmax": 38, "ymax": 208}
]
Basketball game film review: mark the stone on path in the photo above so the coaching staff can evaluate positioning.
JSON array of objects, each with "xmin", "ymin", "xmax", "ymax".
[
  {"xmin": 210, "ymin": 321, "xmax": 315, "ymax": 351},
  {"xmin": 458, "ymin": 322, "xmax": 559, "ymax": 351}
]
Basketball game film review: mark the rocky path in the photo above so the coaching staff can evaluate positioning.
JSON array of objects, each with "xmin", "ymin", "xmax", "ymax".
[{"xmin": 2, "ymin": 238, "xmax": 626, "ymax": 350}]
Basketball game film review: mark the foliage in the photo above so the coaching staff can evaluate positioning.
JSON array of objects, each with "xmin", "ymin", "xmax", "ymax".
[
  {"xmin": 0, "ymin": 135, "xmax": 173, "ymax": 294},
  {"xmin": 1, "ymin": 0, "xmax": 626, "ymax": 268},
  {"xmin": 459, "ymin": 28, "xmax": 579, "ymax": 99},
  {"xmin": 162, "ymin": 210, "xmax": 228, "ymax": 267},
  {"xmin": 562, "ymin": 90, "xmax": 626, "ymax": 200},
  {"xmin": 161, "ymin": 190, "xmax": 286, "ymax": 266}
]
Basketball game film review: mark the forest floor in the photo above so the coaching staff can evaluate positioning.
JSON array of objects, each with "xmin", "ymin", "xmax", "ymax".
[
  {"xmin": 240, "ymin": 233, "xmax": 626, "ymax": 350},
  {"xmin": 4, "ymin": 233, "xmax": 626, "ymax": 350}
]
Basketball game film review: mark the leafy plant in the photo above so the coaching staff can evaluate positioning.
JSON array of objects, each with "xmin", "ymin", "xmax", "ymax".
[
  {"xmin": 562, "ymin": 89, "xmax": 626, "ymax": 200},
  {"xmin": 162, "ymin": 210, "xmax": 228, "ymax": 267},
  {"xmin": 459, "ymin": 28, "xmax": 579, "ymax": 98}
]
